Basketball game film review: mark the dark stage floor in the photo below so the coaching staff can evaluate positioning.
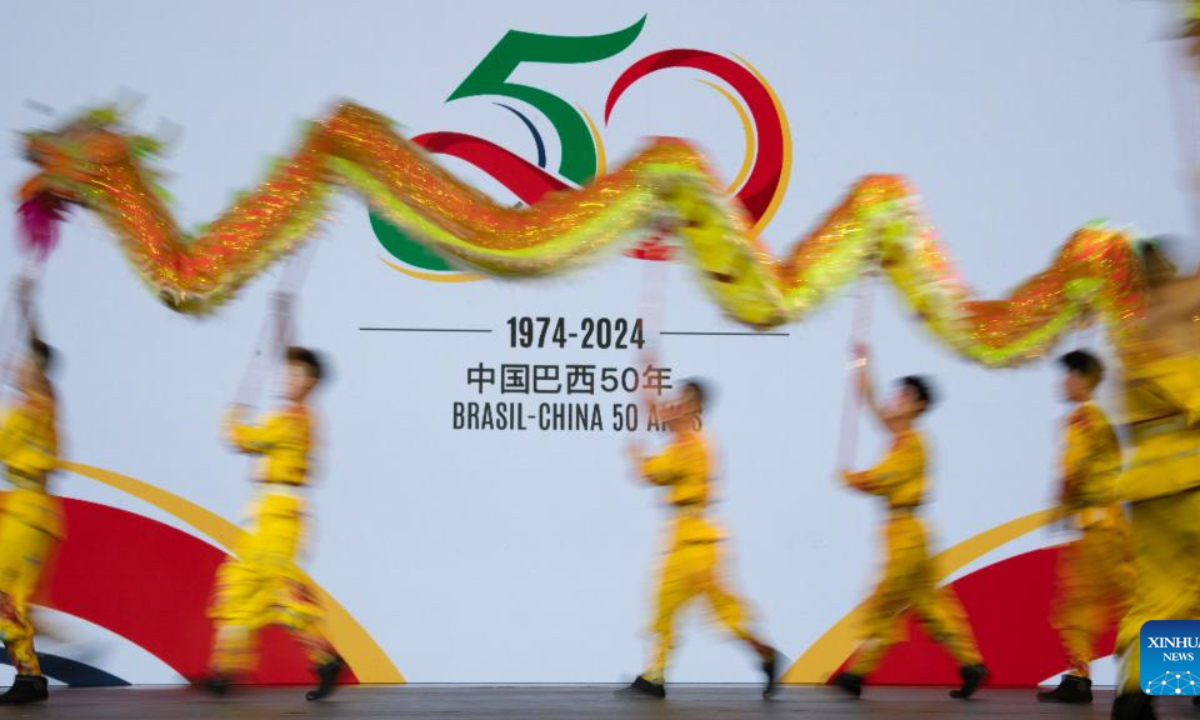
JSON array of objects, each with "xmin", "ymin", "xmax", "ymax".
[{"xmin": 16, "ymin": 685, "xmax": 1190, "ymax": 719}]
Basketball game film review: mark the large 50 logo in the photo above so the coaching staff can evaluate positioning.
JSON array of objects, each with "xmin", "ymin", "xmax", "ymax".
[{"xmin": 372, "ymin": 16, "xmax": 792, "ymax": 281}]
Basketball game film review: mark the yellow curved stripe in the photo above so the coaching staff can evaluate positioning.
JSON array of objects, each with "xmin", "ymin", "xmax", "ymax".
[
  {"xmin": 732, "ymin": 53, "xmax": 793, "ymax": 237},
  {"xmin": 782, "ymin": 508, "xmax": 1059, "ymax": 684},
  {"xmin": 697, "ymin": 80, "xmax": 756, "ymax": 194},
  {"xmin": 381, "ymin": 257, "xmax": 483, "ymax": 284},
  {"xmin": 580, "ymin": 105, "xmax": 607, "ymax": 178},
  {"xmin": 61, "ymin": 461, "xmax": 405, "ymax": 684}
]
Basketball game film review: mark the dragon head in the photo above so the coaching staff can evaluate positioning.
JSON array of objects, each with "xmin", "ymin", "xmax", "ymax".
[{"xmin": 20, "ymin": 106, "xmax": 162, "ymax": 206}]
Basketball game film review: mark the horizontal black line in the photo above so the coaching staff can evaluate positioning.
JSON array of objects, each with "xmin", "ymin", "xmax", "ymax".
[
  {"xmin": 660, "ymin": 331, "xmax": 790, "ymax": 337},
  {"xmin": 359, "ymin": 327, "xmax": 493, "ymax": 333}
]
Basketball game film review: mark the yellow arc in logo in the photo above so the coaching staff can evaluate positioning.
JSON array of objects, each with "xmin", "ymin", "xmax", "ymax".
[
  {"xmin": 782, "ymin": 508, "xmax": 1058, "ymax": 683},
  {"xmin": 63, "ymin": 461, "xmax": 405, "ymax": 684},
  {"xmin": 382, "ymin": 256, "xmax": 484, "ymax": 284}
]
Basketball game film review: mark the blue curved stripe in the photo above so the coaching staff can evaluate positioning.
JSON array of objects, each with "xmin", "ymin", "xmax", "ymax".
[
  {"xmin": 0, "ymin": 650, "xmax": 130, "ymax": 687},
  {"xmin": 494, "ymin": 103, "xmax": 547, "ymax": 169}
]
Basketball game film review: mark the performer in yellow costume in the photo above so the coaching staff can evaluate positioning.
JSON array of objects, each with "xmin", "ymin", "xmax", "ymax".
[
  {"xmin": 1112, "ymin": 239, "xmax": 1200, "ymax": 720},
  {"xmin": 205, "ymin": 296, "xmax": 343, "ymax": 701},
  {"xmin": 833, "ymin": 345, "xmax": 987, "ymax": 699},
  {"xmin": 620, "ymin": 380, "xmax": 781, "ymax": 700},
  {"xmin": 0, "ymin": 279, "xmax": 59, "ymax": 705},
  {"xmin": 1037, "ymin": 350, "xmax": 1133, "ymax": 704}
]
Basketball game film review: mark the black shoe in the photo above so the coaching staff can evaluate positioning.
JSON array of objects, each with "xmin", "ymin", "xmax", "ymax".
[
  {"xmin": 1112, "ymin": 691, "xmax": 1156, "ymax": 720},
  {"xmin": 949, "ymin": 663, "xmax": 988, "ymax": 699},
  {"xmin": 1037, "ymin": 674, "xmax": 1093, "ymax": 703},
  {"xmin": 306, "ymin": 656, "xmax": 345, "ymax": 702},
  {"xmin": 201, "ymin": 675, "xmax": 231, "ymax": 697},
  {"xmin": 760, "ymin": 649, "xmax": 785, "ymax": 699},
  {"xmin": 0, "ymin": 674, "xmax": 48, "ymax": 705},
  {"xmin": 832, "ymin": 672, "xmax": 863, "ymax": 698},
  {"xmin": 615, "ymin": 675, "xmax": 666, "ymax": 699}
]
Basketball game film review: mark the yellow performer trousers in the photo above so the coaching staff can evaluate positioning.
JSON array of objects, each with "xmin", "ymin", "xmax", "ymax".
[
  {"xmin": 849, "ymin": 514, "xmax": 982, "ymax": 675},
  {"xmin": 1117, "ymin": 488, "xmax": 1200, "ymax": 694},
  {"xmin": 1053, "ymin": 520, "xmax": 1133, "ymax": 678},
  {"xmin": 645, "ymin": 539, "xmax": 754, "ymax": 683},
  {"xmin": 0, "ymin": 489, "xmax": 62, "ymax": 677},
  {"xmin": 208, "ymin": 492, "xmax": 334, "ymax": 675}
]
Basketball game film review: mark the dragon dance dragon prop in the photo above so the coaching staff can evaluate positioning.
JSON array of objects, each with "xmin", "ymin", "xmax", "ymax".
[{"xmin": 16, "ymin": 102, "xmax": 1145, "ymax": 368}]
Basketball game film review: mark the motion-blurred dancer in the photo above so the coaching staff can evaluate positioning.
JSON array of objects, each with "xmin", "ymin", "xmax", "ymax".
[
  {"xmin": 204, "ymin": 295, "xmax": 344, "ymax": 701},
  {"xmin": 832, "ymin": 344, "xmax": 987, "ymax": 700},
  {"xmin": 1037, "ymin": 350, "xmax": 1133, "ymax": 704},
  {"xmin": 1111, "ymin": 239, "xmax": 1200, "ymax": 720},
  {"xmin": 0, "ymin": 279, "xmax": 60, "ymax": 705},
  {"xmin": 619, "ymin": 379, "xmax": 781, "ymax": 700}
]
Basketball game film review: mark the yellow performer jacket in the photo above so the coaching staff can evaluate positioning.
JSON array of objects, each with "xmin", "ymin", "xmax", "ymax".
[
  {"xmin": 226, "ymin": 404, "xmax": 313, "ymax": 487},
  {"xmin": 0, "ymin": 391, "xmax": 62, "ymax": 538},
  {"xmin": 845, "ymin": 429, "xmax": 926, "ymax": 513},
  {"xmin": 1117, "ymin": 354, "xmax": 1200, "ymax": 503},
  {"xmin": 1060, "ymin": 401, "xmax": 1125, "ymax": 526},
  {"xmin": 642, "ymin": 431, "xmax": 723, "ymax": 545}
]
